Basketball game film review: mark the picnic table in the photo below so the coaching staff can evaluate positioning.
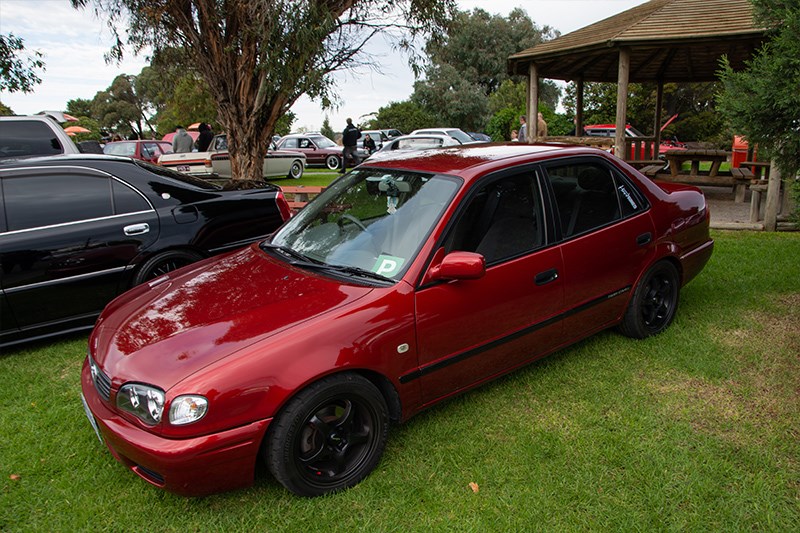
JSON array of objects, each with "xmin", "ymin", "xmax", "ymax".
[
  {"xmin": 664, "ymin": 149, "xmax": 730, "ymax": 179},
  {"xmin": 742, "ymin": 160, "xmax": 771, "ymax": 180}
]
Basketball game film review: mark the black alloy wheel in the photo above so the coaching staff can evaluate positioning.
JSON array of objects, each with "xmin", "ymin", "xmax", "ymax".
[
  {"xmin": 266, "ymin": 373, "xmax": 388, "ymax": 496},
  {"xmin": 619, "ymin": 260, "xmax": 680, "ymax": 339}
]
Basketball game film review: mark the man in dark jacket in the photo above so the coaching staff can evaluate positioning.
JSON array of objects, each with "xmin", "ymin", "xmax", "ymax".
[
  {"xmin": 340, "ymin": 118, "xmax": 361, "ymax": 173},
  {"xmin": 196, "ymin": 123, "xmax": 214, "ymax": 152}
]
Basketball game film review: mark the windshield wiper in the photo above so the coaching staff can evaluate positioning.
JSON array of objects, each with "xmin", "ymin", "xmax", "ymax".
[
  {"xmin": 321, "ymin": 264, "xmax": 394, "ymax": 283},
  {"xmin": 260, "ymin": 242, "xmax": 321, "ymax": 265}
]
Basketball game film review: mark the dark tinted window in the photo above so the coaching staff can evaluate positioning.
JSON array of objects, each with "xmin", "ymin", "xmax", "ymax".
[
  {"xmin": 3, "ymin": 173, "xmax": 113, "ymax": 231},
  {"xmin": 112, "ymin": 179, "xmax": 150, "ymax": 213},
  {"xmin": 546, "ymin": 161, "xmax": 640, "ymax": 238},
  {"xmin": 0, "ymin": 121, "xmax": 64, "ymax": 158},
  {"xmin": 446, "ymin": 172, "xmax": 543, "ymax": 264}
]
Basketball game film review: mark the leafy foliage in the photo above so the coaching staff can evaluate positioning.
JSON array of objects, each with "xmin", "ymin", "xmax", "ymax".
[
  {"xmin": 320, "ymin": 116, "xmax": 335, "ymax": 140},
  {"xmin": 410, "ymin": 7, "xmax": 559, "ymax": 131},
  {"xmin": 370, "ymin": 100, "xmax": 437, "ymax": 133},
  {"xmin": 71, "ymin": 0, "xmax": 456, "ymax": 180},
  {"xmin": 717, "ymin": 0, "xmax": 800, "ymax": 181},
  {"xmin": 0, "ymin": 33, "xmax": 45, "ymax": 93}
]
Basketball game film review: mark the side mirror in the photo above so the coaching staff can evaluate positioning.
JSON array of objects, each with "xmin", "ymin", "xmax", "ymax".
[{"xmin": 427, "ymin": 251, "xmax": 485, "ymax": 282}]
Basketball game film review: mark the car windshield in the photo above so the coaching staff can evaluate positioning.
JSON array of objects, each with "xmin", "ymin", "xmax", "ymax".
[
  {"xmin": 311, "ymin": 135, "xmax": 337, "ymax": 148},
  {"xmin": 445, "ymin": 130, "xmax": 474, "ymax": 144},
  {"xmin": 270, "ymin": 168, "xmax": 460, "ymax": 281}
]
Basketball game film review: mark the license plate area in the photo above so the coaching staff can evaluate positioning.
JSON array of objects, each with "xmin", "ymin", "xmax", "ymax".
[{"xmin": 177, "ymin": 165, "xmax": 190, "ymax": 172}]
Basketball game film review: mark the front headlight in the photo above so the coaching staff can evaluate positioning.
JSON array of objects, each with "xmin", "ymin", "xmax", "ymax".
[
  {"xmin": 169, "ymin": 395, "xmax": 208, "ymax": 426},
  {"xmin": 117, "ymin": 383, "xmax": 165, "ymax": 425}
]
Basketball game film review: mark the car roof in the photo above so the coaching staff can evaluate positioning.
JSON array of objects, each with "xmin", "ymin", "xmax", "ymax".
[
  {"xmin": 0, "ymin": 153, "xmax": 147, "ymax": 168},
  {"xmin": 359, "ymin": 142, "xmax": 611, "ymax": 180}
]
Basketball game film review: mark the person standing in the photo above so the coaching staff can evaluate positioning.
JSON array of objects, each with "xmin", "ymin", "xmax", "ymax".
[
  {"xmin": 172, "ymin": 125, "xmax": 194, "ymax": 153},
  {"xmin": 340, "ymin": 118, "xmax": 361, "ymax": 173},
  {"xmin": 537, "ymin": 112, "xmax": 549, "ymax": 139},
  {"xmin": 518, "ymin": 115, "xmax": 527, "ymax": 143},
  {"xmin": 196, "ymin": 122, "xmax": 214, "ymax": 152}
]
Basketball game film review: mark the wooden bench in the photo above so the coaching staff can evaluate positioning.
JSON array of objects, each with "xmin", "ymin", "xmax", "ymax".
[
  {"xmin": 730, "ymin": 167, "xmax": 754, "ymax": 203},
  {"xmin": 749, "ymin": 182, "xmax": 768, "ymax": 222},
  {"xmin": 639, "ymin": 164, "xmax": 666, "ymax": 178},
  {"xmin": 280, "ymin": 186, "xmax": 326, "ymax": 212}
]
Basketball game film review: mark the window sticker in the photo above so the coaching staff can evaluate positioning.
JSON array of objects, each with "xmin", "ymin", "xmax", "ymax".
[
  {"xmin": 373, "ymin": 254, "xmax": 405, "ymax": 277},
  {"xmin": 618, "ymin": 185, "xmax": 638, "ymax": 210}
]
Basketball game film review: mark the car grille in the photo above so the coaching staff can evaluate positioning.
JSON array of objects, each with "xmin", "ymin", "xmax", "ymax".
[{"xmin": 89, "ymin": 355, "xmax": 112, "ymax": 402}]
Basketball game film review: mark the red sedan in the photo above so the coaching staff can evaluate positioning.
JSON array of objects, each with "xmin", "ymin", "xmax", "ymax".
[{"xmin": 81, "ymin": 143, "xmax": 713, "ymax": 497}]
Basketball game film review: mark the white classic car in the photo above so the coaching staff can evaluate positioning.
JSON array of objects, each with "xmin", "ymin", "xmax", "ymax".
[{"xmin": 209, "ymin": 135, "xmax": 306, "ymax": 180}]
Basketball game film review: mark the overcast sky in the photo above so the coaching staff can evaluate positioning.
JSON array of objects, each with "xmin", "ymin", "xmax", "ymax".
[{"xmin": 0, "ymin": 0, "xmax": 646, "ymax": 133}]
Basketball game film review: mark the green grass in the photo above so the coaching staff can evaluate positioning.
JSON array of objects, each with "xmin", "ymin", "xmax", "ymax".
[
  {"xmin": 2, "ymin": 231, "xmax": 799, "ymax": 531},
  {"xmin": 267, "ymin": 167, "xmax": 340, "ymax": 188}
]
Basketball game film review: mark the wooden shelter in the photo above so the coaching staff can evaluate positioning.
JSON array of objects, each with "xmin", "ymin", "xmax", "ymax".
[{"xmin": 508, "ymin": 0, "xmax": 773, "ymax": 224}]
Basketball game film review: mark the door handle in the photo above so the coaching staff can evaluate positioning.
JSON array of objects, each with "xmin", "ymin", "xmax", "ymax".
[
  {"xmin": 535, "ymin": 268, "xmax": 559, "ymax": 286},
  {"xmin": 636, "ymin": 232, "xmax": 652, "ymax": 246},
  {"xmin": 124, "ymin": 223, "xmax": 150, "ymax": 236}
]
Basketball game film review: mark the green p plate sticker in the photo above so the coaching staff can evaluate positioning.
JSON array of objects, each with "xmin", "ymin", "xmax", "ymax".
[{"xmin": 373, "ymin": 254, "xmax": 405, "ymax": 277}]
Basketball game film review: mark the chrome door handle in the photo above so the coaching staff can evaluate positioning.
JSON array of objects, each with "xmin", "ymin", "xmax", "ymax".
[{"xmin": 124, "ymin": 223, "xmax": 150, "ymax": 236}]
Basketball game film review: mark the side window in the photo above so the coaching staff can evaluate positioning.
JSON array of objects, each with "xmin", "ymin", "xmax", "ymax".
[
  {"xmin": 299, "ymin": 138, "xmax": 312, "ymax": 149},
  {"xmin": 0, "ymin": 121, "xmax": 64, "ymax": 158},
  {"xmin": 445, "ymin": 172, "xmax": 543, "ymax": 264},
  {"xmin": 112, "ymin": 180, "xmax": 151, "ymax": 214},
  {"xmin": 546, "ymin": 161, "xmax": 641, "ymax": 238},
  {"xmin": 282, "ymin": 138, "xmax": 298, "ymax": 149},
  {"xmin": 3, "ymin": 173, "xmax": 113, "ymax": 231}
]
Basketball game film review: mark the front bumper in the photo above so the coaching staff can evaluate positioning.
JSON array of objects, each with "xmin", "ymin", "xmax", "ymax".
[{"xmin": 80, "ymin": 359, "xmax": 271, "ymax": 496}]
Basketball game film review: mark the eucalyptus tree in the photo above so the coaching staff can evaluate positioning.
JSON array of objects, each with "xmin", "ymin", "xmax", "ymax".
[{"xmin": 72, "ymin": 0, "xmax": 455, "ymax": 180}]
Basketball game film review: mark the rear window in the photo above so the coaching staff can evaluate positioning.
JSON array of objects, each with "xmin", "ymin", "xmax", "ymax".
[{"xmin": 0, "ymin": 121, "xmax": 64, "ymax": 159}]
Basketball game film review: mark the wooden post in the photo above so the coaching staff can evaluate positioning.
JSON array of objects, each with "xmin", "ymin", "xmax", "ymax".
[
  {"xmin": 764, "ymin": 159, "xmax": 781, "ymax": 231},
  {"xmin": 615, "ymin": 47, "xmax": 630, "ymax": 158},
  {"xmin": 653, "ymin": 80, "xmax": 664, "ymax": 160},
  {"xmin": 576, "ymin": 78, "xmax": 584, "ymax": 134},
  {"xmin": 528, "ymin": 62, "xmax": 539, "ymax": 142}
]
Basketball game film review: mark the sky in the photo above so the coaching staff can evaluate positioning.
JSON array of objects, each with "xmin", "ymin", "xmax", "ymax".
[{"xmin": 0, "ymin": 0, "xmax": 646, "ymax": 133}]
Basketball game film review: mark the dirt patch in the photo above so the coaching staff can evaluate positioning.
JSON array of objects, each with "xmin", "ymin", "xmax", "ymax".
[{"xmin": 646, "ymin": 294, "xmax": 800, "ymax": 447}]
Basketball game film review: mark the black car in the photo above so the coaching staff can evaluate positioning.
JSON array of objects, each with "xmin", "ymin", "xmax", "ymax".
[{"xmin": 0, "ymin": 154, "xmax": 291, "ymax": 348}]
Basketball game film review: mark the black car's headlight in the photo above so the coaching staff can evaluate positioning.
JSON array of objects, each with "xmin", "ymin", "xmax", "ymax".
[{"xmin": 117, "ymin": 383, "xmax": 165, "ymax": 425}]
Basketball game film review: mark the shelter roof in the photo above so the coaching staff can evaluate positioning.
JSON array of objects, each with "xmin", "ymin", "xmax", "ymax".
[{"xmin": 509, "ymin": 0, "xmax": 768, "ymax": 82}]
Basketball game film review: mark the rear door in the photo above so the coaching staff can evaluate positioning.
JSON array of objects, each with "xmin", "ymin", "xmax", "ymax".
[
  {"xmin": 541, "ymin": 157, "xmax": 655, "ymax": 338},
  {"xmin": 0, "ymin": 166, "xmax": 159, "ymax": 337}
]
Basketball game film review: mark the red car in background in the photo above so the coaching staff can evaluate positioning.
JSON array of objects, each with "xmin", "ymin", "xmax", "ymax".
[
  {"xmin": 81, "ymin": 143, "xmax": 713, "ymax": 498},
  {"xmin": 103, "ymin": 140, "xmax": 173, "ymax": 164}
]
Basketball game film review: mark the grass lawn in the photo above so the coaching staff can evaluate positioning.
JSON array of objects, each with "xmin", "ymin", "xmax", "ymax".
[
  {"xmin": 1, "ymin": 231, "xmax": 799, "ymax": 531},
  {"xmin": 267, "ymin": 167, "xmax": 340, "ymax": 188}
]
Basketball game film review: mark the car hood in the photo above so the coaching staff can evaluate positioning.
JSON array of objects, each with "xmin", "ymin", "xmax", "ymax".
[{"xmin": 91, "ymin": 244, "xmax": 373, "ymax": 389}]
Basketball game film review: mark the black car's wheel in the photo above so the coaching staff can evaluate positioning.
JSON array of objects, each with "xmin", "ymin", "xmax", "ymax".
[
  {"xmin": 266, "ymin": 373, "xmax": 388, "ymax": 497},
  {"xmin": 287, "ymin": 160, "xmax": 304, "ymax": 179},
  {"xmin": 325, "ymin": 155, "xmax": 341, "ymax": 170},
  {"xmin": 619, "ymin": 260, "xmax": 680, "ymax": 339},
  {"xmin": 133, "ymin": 249, "xmax": 204, "ymax": 285}
]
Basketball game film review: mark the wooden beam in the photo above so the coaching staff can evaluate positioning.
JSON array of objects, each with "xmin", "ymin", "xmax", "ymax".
[
  {"xmin": 764, "ymin": 159, "xmax": 781, "ymax": 231},
  {"xmin": 654, "ymin": 80, "xmax": 663, "ymax": 159},
  {"xmin": 615, "ymin": 47, "xmax": 631, "ymax": 157},
  {"xmin": 528, "ymin": 62, "xmax": 539, "ymax": 142},
  {"xmin": 576, "ymin": 78, "xmax": 584, "ymax": 134}
]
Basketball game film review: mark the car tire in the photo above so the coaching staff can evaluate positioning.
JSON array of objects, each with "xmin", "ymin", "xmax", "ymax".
[
  {"xmin": 287, "ymin": 160, "xmax": 304, "ymax": 179},
  {"xmin": 619, "ymin": 260, "xmax": 680, "ymax": 339},
  {"xmin": 266, "ymin": 373, "xmax": 388, "ymax": 497},
  {"xmin": 325, "ymin": 155, "xmax": 341, "ymax": 170},
  {"xmin": 133, "ymin": 249, "xmax": 204, "ymax": 285}
]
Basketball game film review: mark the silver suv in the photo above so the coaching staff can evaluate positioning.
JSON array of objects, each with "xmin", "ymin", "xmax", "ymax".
[{"xmin": 0, "ymin": 115, "xmax": 81, "ymax": 159}]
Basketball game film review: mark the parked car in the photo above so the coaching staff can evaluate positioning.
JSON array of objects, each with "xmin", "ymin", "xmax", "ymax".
[
  {"xmin": 410, "ymin": 127, "xmax": 479, "ymax": 145},
  {"xmin": 583, "ymin": 123, "xmax": 686, "ymax": 158},
  {"xmin": 467, "ymin": 132, "xmax": 492, "ymax": 142},
  {"xmin": 156, "ymin": 134, "xmax": 225, "ymax": 177},
  {"xmin": 103, "ymin": 140, "xmax": 173, "ymax": 164},
  {"xmin": 0, "ymin": 154, "xmax": 291, "ymax": 348},
  {"xmin": 207, "ymin": 134, "xmax": 306, "ymax": 180},
  {"xmin": 274, "ymin": 133, "xmax": 343, "ymax": 170},
  {"xmin": 381, "ymin": 128, "xmax": 404, "ymax": 139},
  {"xmin": 81, "ymin": 143, "xmax": 713, "ymax": 497},
  {"xmin": 370, "ymin": 133, "xmax": 461, "ymax": 157},
  {"xmin": 0, "ymin": 115, "xmax": 81, "ymax": 159}
]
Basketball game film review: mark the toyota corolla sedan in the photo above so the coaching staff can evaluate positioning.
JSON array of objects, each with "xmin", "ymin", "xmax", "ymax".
[
  {"xmin": 0, "ymin": 154, "xmax": 291, "ymax": 347},
  {"xmin": 81, "ymin": 143, "xmax": 713, "ymax": 497}
]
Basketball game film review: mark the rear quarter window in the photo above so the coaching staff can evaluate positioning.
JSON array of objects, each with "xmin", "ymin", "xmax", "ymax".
[{"xmin": 0, "ymin": 121, "xmax": 64, "ymax": 159}]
